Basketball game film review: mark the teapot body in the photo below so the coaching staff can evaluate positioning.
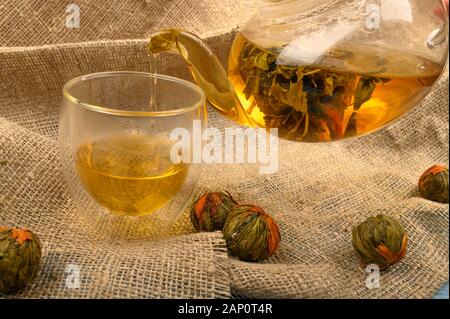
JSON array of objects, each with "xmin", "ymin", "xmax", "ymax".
[
  {"xmin": 149, "ymin": 0, "xmax": 448, "ymax": 142},
  {"xmin": 226, "ymin": 0, "xmax": 448, "ymax": 141}
]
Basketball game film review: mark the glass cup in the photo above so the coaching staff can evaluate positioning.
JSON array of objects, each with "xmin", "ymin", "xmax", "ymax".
[{"xmin": 58, "ymin": 72, "xmax": 206, "ymax": 238}]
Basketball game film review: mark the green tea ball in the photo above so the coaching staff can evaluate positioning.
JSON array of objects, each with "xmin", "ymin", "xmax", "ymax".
[
  {"xmin": 352, "ymin": 215, "xmax": 407, "ymax": 269},
  {"xmin": 191, "ymin": 192, "xmax": 237, "ymax": 231},
  {"xmin": 0, "ymin": 227, "xmax": 42, "ymax": 294},
  {"xmin": 223, "ymin": 204, "xmax": 280, "ymax": 262},
  {"xmin": 418, "ymin": 164, "xmax": 449, "ymax": 203}
]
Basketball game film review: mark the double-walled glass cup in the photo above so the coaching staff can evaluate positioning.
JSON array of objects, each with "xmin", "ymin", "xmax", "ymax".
[{"xmin": 59, "ymin": 72, "xmax": 206, "ymax": 238}]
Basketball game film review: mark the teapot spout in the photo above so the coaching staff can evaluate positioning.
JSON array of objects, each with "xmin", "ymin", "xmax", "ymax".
[{"xmin": 148, "ymin": 29, "xmax": 255, "ymax": 125}]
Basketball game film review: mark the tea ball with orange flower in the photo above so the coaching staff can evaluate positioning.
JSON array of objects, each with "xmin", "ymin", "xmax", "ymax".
[{"xmin": 223, "ymin": 204, "xmax": 281, "ymax": 262}]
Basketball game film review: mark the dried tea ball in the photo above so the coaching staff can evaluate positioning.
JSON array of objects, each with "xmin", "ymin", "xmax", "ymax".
[
  {"xmin": 352, "ymin": 215, "xmax": 407, "ymax": 269},
  {"xmin": 0, "ymin": 226, "xmax": 42, "ymax": 294},
  {"xmin": 190, "ymin": 192, "xmax": 237, "ymax": 231},
  {"xmin": 418, "ymin": 164, "xmax": 449, "ymax": 203},
  {"xmin": 223, "ymin": 204, "xmax": 281, "ymax": 262}
]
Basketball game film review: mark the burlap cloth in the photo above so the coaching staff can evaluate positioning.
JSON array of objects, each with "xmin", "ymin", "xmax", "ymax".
[{"xmin": 0, "ymin": 0, "xmax": 448, "ymax": 298}]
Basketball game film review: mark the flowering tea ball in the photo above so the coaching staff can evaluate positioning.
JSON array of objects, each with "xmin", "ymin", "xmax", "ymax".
[
  {"xmin": 352, "ymin": 215, "xmax": 407, "ymax": 269},
  {"xmin": 223, "ymin": 205, "xmax": 280, "ymax": 262},
  {"xmin": 418, "ymin": 164, "xmax": 449, "ymax": 203},
  {"xmin": 0, "ymin": 227, "xmax": 42, "ymax": 294},
  {"xmin": 190, "ymin": 192, "xmax": 237, "ymax": 231}
]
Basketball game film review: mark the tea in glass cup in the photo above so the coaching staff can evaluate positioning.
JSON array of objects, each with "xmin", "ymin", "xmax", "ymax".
[{"xmin": 59, "ymin": 72, "xmax": 206, "ymax": 222}]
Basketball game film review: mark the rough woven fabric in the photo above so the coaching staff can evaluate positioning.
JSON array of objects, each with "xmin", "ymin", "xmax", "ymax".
[
  {"xmin": 0, "ymin": 0, "xmax": 250, "ymax": 47},
  {"xmin": 1, "ymin": 0, "xmax": 449, "ymax": 299}
]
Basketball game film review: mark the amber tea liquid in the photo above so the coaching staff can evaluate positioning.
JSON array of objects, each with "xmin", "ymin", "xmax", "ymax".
[
  {"xmin": 76, "ymin": 135, "xmax": 188, "ymax": 216},
  {"xmin": 228, "ymin": 33, "xmax": 442, "ymax": 142}
]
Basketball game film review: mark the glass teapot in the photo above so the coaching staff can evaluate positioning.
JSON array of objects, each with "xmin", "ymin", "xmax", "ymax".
[{"xmin": 149, "ymin": 0, "xmax": 448, "ymax": 142}]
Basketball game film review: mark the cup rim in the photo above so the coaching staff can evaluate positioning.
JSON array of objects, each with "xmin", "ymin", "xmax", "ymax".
[{"xmin": 62, "ymin": 71, "xmax": 206, "ymax": 117}]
